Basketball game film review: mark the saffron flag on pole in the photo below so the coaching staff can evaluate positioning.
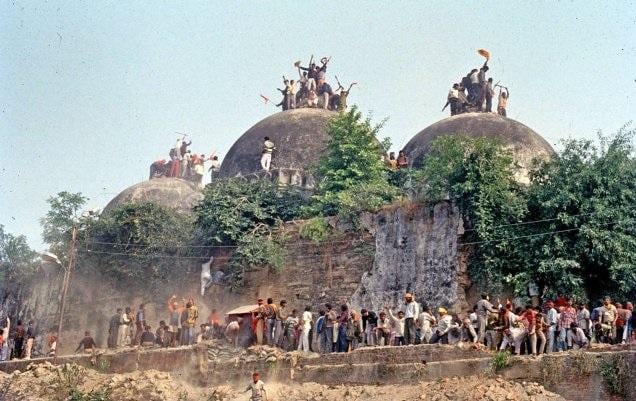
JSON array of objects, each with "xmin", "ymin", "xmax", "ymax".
[{"xmin": 477, "ymin": 49, "xmax": 491, "ymax": 60}]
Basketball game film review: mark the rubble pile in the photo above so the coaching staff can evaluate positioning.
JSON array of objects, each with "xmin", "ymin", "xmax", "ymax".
[
  {"xmin": 0, "ymin": 362, "xmax": 207, "ymax": 401},
  {"xmin": 265, "ymin": 377, "xmax": 566, "ymax": 401},
  {"xmin": 0, "ymin": 360, "xmax": 567, "ymax": 401}
]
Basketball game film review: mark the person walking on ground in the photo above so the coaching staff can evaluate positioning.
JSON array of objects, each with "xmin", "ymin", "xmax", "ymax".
[
  {"xmin": 245, "ymin": 372, "xmax": 268, "ymax": 401},
  {"xmin": 260, "ymin": 137, "xmax": 276, "ymax": 172}
]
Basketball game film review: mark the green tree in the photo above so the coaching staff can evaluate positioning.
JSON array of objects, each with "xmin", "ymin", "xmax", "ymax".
[
  {"xmin": 194, "ymin": 178, "xmax": 306, "ymax": 288},
  {"xmin": 85, "ymin": 202, "xmax": 195, "ymax": 280},
  {"xmin": 417, "ymin": 136, "xmax": 527, "ymax": 292},
  {"xmin": 0, "ymin": 225, "xmax": 39, "ymax": 282},
  {"xmin": 194, "ymin": 178, "xmax": 305, "ymax": 245},
  {"xmin": 40, "ymin": 191, "xmax": 87, "ymax": 263},
  {"xmin": 312, "ymin": 107, "xmax": 398, "ymax": 217},
  {"xmin": 525, "ymin": 127, "xmax": 636, "ymax": 300}
]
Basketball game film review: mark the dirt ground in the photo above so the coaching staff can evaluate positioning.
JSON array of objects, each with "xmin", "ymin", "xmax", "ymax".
[{"xmin": 0, "ymin": 361, "xmax": 567, "ymax": 401}]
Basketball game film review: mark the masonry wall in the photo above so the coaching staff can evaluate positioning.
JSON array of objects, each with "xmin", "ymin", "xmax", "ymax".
[{"xmin": 3, "ymin": 201, "xmax": 472, "ymax": 355}]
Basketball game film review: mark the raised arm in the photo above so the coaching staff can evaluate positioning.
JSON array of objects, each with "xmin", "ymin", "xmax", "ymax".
[{"xmin": 347, "ymin": 83, "xmax": 357, "ymax": 93}]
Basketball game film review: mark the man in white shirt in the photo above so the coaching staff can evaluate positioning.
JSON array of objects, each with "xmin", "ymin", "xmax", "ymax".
[
  {"xmin": 546, "ymin": 301, "xmax": 558, "ymax": 353},
  {"xmin": 245, "ymin": 372, "xmax": 267, "ymax": 401},
  {"xmin": 403, "ymin": 293, "xmax": 419, "ymax": 345},
  {"xmin": 418, "ymin": 306, "xmax": 437, "ymax": 344},
  {"xmin": 260, "ymin": 137, "xmax": 276, "ymax": 172},
  {"xmin": 297, "ymin": 306, "xmax": 312, "ymax": 352}
]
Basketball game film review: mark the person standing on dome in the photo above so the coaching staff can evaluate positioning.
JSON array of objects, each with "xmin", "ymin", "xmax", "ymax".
[
  {"xmin": 208, "ymin": 155, "xmax": 220, "ymax": 182},
  {"xmin": 260, "ymin": 137, "xmax": 276, "ymax": 172},
  {"xmin": 497, "ymin": 86, "xmax": 509, "ymax": 117},
  {"xmin": 318, "ymin": 81, "xmax": 333, "ymax": 110},
  {"xmin": 485, "ymin": 78, "xmax": 495, "ymax": 113}
]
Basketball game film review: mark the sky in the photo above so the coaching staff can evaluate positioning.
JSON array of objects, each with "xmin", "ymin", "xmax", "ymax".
[{"xmin": 1, "ymin": 1, "xmax": 635, "ymax": 250}]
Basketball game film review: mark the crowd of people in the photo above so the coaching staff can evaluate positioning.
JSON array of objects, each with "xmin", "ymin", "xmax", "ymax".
[
  {"xmin": 1, "ymin": 293, "xmax": 633, "ymax": 362},
  {"xmin": 273, "ymin": 56, "xmax": 356, "ymax": 111},
  {"xmin": 149, "ymin": 136, "xmax": 220, "ymax": 186},
  {"xmin": 443, "ymin": 55, "xmax": 509, "ymax": 117},
  {"xmin": 221, "ymin": 293, "xmax": 635, "ymax": 355}
]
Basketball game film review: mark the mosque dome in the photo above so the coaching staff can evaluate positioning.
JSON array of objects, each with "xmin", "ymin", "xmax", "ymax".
[
  {"xmin": 104, "ymin": 178, "xmax": 203, "ymax": 213},
  {"xmin": 219, "ymin": 108, "xmax": 337, "ymax": 187},
  {"xmin": 403, "ymin": 113, "xmax": 555, "ymax": 183}
]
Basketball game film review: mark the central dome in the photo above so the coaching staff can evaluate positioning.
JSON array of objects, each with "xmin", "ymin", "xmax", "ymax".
[
  {"xmin": 403, "ymin": 113, "xmax": 555, "ymax": 183},
  {"xmin": 220, "ymin": 108, "xmax": 336, "ymax": 183}
]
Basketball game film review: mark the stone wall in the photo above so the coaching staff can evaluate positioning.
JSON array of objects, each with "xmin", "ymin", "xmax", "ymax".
[
  {"xmin": 350, "ymin": 201, "xmax": 468, "ymax": 313},
  {"xmin": 2, "ymin": 201, "xmax": 473, "ymax": 356}
]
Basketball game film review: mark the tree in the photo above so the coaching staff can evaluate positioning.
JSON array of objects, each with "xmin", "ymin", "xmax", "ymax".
[
  {"xmin": 525, "ymin": 127, "xmax": 636, "ymax": 300},
  {"xmin": 40, "ymin": 191, "xmax": 87, "ymax": 263},
  {"xmin": 417, "ymin": 136, "xmax": 528, "ymax": 292},
  {"xmin": 312, "ymin": 107, "xmax": 398, "ymax": 217},
  {"xmin": 194, "ymin": 178, "xmax": 306, "ymax": 245},
  {"xmin": 194, "ymin": 178, "xmax": 306, "ymax": 288},
  {"xmin": 84, "ymin": 202, "xmax": 195, "ymax": 280},
  {"xmin": 0, "ymin": 225, "xmax": 38, "ymax": 282}
]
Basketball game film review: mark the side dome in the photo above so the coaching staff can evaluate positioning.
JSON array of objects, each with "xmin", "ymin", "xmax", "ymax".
[
  {"xmin": 220, "ymin": 108, "xmax": 336, "ymax": 186},
  {"xmin": 403, "ymin": 113, "xmax": 555, "ymax": 183},
  {"xmin": 104, "ymin": 178, "xmax": 203, "ymax": 213}
]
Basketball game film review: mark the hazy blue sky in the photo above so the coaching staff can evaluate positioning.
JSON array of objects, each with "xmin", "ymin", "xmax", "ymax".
[{"xmin": 1, "ymin": 1, "xmax": 634, "ymax": 249}]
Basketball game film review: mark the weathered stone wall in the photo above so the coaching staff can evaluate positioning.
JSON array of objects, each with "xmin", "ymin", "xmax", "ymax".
[
  {"xmin": 3, "ymin": 201, "xmax": 473, "ymax": 356},
  {"xmin": 350, "ymin": 201, "xmax": 468, "ymax": 313}
]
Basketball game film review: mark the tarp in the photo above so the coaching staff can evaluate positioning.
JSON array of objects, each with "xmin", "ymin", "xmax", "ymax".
[{"xmin": 226, "ymin": 304, "xmax": 259, "ymax": 315}]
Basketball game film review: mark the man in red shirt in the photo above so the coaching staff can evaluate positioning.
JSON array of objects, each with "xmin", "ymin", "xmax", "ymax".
[{"xmin": 520, "ymin": 305, "xmax": 537, "ymax": 355}]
